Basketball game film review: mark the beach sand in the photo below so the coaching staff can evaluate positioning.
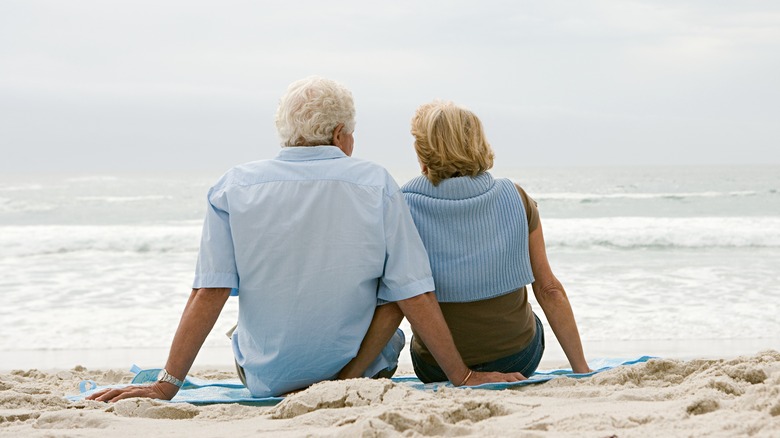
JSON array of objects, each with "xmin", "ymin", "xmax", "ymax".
[{"xmin": 1, "ymin": 350, "xmax": 778, "ymax": 437}]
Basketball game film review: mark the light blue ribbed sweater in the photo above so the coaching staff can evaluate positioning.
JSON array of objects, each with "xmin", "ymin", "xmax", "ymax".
[{"xmin": 401, "ymin": 172, "xmax": 535, "ymax": 303}]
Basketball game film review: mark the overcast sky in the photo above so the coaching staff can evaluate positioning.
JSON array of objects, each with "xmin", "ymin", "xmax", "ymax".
[{"xmin": 1, "ymin": 0, "xmax": 779, "ymax": 174}]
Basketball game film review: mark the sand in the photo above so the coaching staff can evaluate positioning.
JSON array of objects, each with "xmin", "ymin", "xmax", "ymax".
[{"xmin": 1, "ymin": 350, "xmax": 779, "ymax": 437}]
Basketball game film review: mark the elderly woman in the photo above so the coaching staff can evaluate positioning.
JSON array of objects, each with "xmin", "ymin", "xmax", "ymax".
[{"xmin": 400, "ymin": 101, "xmax": 590, "ymax": 382}]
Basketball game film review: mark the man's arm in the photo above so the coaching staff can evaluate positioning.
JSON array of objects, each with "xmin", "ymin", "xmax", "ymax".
[
  {"xmin": 338, "ymin": 302, "xmax": 404, "ymax": 379},
  {"xmin": 338, "ymin": 293, "xmax": 524, "ymax": 385},
  {"xmin": 528, "ymin": 221, "xmax": 591, "ymax": 373},
  {"xmin": 399, "ymin": 292, "xmax": 525, "ymax": 386},
  {"xmin": 87, "ymin": 288, "xmax": 231, "ymax": 402}
]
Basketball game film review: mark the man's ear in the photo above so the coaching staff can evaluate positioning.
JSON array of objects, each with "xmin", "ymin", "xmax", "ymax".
[{"xmin": 331, "ymin": 123, "xmax": 345, "ymax": 146}]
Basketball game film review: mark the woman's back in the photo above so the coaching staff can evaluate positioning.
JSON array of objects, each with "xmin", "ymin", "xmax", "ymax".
[
  {"xmin": 402, "ymin": 174, "xmax": 540, "ymax": 367},
  {"xmin": 402, "ymin": 173, "xmax": 533, "ymax": 302}
]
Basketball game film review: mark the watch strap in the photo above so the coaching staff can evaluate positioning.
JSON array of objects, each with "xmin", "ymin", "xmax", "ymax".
[{"xmin": 158, "ymin": 369, "xmax": 184, "ymax": 388}]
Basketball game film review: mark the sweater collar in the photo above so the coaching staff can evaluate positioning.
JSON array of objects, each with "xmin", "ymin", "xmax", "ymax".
[{"xmin": 403, "ymin": 172, "xmax": 495, "ymax": 200}]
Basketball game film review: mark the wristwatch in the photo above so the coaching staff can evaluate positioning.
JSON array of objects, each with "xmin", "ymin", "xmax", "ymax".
[{"xmin": 157, "ymin": 369, "xmax": 184, "ymax": 388}]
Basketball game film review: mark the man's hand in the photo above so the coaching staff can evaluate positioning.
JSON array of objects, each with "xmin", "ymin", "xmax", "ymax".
[
  {"xmin": 86, "ymin": 382, "xmax": 177, "ymax": 403},
  {"xmin": 461, "ymin": 370, "xmax": 526, "ymax": 386}
]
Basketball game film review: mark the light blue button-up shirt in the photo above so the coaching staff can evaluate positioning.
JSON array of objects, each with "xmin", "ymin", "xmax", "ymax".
[{"xmin": 193, "ymin": 146, "xmax": 434, "ymax": 397}]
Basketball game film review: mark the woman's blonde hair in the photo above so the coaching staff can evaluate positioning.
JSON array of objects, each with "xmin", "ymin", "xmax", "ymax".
[{"xmin": 411, "ymin": 101, "xmax": 494, "ymax": 186}]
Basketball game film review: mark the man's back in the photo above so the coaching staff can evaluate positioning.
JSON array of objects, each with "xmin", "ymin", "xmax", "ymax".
[{"xmin": 194, "ymin": 145, "xmax": 433, "ymax": 396}]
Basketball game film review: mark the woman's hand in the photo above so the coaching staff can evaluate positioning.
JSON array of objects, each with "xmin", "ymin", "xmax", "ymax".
[{"xmin": 458, "ymin": 370, "xmax": 526, "ymax": 386}]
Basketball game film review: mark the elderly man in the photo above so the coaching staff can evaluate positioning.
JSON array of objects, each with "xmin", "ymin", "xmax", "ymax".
[{"xmin": 89, "ymin": 77, "xmax": 523, "ymax": 402}]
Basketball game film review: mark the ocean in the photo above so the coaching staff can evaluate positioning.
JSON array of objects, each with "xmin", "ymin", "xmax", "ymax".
[{"xmin": 1, "ymin": 165, "xmax": 779, "ymax": 370}]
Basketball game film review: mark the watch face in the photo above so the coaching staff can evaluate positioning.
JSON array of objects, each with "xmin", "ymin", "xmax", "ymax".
[{"xmin": 157, "ymin": 370, "xmax": 165, "ymax": 380}]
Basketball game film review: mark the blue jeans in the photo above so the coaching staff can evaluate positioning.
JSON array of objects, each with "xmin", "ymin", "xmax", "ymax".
[{"xmin": 411, "ymin": 313, "xmax": 545, "ymax": 383}]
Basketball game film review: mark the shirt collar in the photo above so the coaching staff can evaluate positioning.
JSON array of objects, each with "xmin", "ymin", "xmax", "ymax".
[{"xmin": 275, "ymin": 145, "xmax": 347, "ymax": 162}]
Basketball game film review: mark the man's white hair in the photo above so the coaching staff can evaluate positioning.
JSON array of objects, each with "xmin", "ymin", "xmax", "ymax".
[{"xmin": 275, "ymin": 76, "xmax": 356, "ymax": 147}]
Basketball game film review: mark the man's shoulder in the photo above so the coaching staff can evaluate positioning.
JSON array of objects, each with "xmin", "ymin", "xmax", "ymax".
[
  {"xmin": 209, "ymin": 159, "xmax": 273, "ymax": 191},
  {"xmin": 327, "ymin": 156, "xmax": 400, "ymax": 193},
  {"xmin": 342, "ymin": 156, "xmax": 392, "ymax": 175}
]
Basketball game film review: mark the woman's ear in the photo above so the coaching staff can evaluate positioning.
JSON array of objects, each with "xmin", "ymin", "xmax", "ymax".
[{"xmin": 418, "ymin": 158, "xmax": 428, "ymax": 175}]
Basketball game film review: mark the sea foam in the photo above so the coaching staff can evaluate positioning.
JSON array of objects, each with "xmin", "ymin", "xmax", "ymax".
[
  {"xmin": 0, "ymin": 224, "xmax": 202, "ymax": 258},
  {"xmin": 543, "ymin": 216, "xmax": 780, "ymax": 249}
]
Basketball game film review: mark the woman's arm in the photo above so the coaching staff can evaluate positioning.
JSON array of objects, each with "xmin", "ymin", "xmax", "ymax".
[{"xmin": 528, "ymin": 220, "xmax": 591, "ymax": 373}]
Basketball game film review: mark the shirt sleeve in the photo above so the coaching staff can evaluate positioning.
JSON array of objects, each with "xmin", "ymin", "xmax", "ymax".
[
  {"xmin": 377, "ymin": 188, "xmax": 435, "ymax": 303},
  {"xmin": 192, "ymin": 186, "xmax": 240, "ymax": 290}
]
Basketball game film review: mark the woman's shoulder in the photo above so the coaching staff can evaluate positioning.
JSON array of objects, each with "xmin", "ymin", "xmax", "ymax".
[
  {"xmin": 400, "ymin": 174, "xmax": 433, "ymax": 194},
  {"xmin": 489, "ymin": 177, "xmax": 534, "ymax": 206},
  {"xmin": 506, "ymin": 181, "xmax": 539, "ymax": 232}
]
